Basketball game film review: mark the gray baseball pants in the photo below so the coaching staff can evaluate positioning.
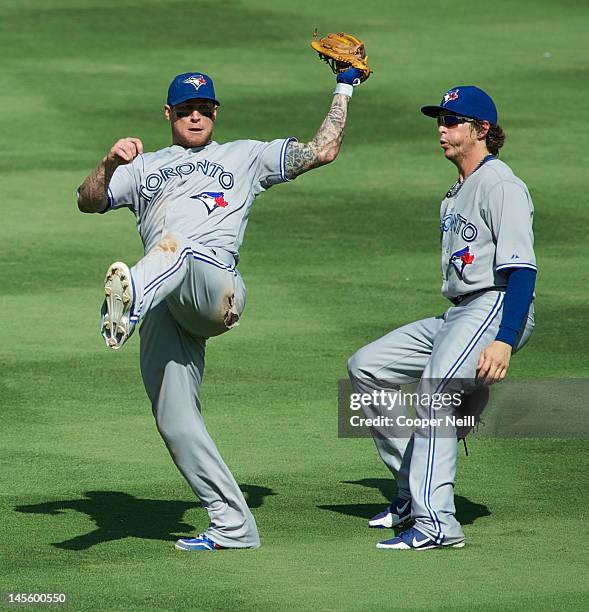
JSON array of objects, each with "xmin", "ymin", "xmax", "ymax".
[
  {"xmin": 127, "ymin": 233, "xmax": 259, "ymax": 548},
  {"xmin": 348, "ymin": 290, "xmax": 534, "ymax": 545}
]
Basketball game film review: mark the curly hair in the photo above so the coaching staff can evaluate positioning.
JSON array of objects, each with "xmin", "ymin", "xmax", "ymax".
[{"xmin": 472, "ymin": 121, "xmax": 506, "ymax": 156}]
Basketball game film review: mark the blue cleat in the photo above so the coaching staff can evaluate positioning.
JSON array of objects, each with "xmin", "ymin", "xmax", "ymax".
[
  {"xmin": 368, "ymin": 497, "xmax": 412, "ymax": 529},
  {"xmin": 376, "ymin": 526, "xmax": 465, "ymax": 550},
  {"xmin": 175, "ymin": 534, "xmax": 225, "ymax": 552}
]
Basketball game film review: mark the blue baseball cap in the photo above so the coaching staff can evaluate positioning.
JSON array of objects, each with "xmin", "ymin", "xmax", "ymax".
[
  {"xmin": 167, "ymin": 72, "xmax": 220, "ymax": 107},
  {"xmin": 421, "ymin": 86, "xmax": 497, "ymax": 123}
]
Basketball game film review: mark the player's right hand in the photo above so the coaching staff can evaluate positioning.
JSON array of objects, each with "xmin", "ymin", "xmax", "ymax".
[{"xmin": 104, "ymin": 137, "xmax": 144, "ymax": 167}]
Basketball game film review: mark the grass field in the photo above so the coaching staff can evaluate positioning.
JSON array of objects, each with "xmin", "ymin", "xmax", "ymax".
[{"xmin": 1, "ymin": 0, "xmax": 588, "ymax": 609}]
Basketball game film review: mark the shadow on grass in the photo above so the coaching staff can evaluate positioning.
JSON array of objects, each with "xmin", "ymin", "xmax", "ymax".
[
  {"xmin": 15, "ymin": 484, "xmax": 275, "ymax": 550},
  {"xmin": 318, "ymin": 478, "xmax": 490, "ymax": 526}
]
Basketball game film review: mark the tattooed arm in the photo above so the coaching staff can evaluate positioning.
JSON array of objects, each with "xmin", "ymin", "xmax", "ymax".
[
  {"xmin": 284, "ymin": 94, "xmax": 349, "ymax": 180},
  {"xmin": 78, "ymin": 161, "xmax": 116, "ymax": 213},
  {"xmin": 78, "ymin": 137, "xmax": 143, "ymax": 213}
]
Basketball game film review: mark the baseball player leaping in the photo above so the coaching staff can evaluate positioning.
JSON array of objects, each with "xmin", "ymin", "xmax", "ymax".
[
  {"xmin": 77, "ymin": 68, "xmax": 365, "ymax": 551},
  {"xmin": 348, "ymin": 86, "xmax": 537, "ymax": 550}
]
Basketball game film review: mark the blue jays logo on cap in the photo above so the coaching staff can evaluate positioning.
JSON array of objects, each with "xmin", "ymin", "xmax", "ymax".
[
  {"xmin": 167, "ymin": 72, "xmax": 221, "ymax": 107},
  {"xmin": 421, "ymin": 85, "xmax": 497, "ymax": 123},
  {"xmin": 183, "ymin": 75, "xmax": 207, "ymax": 91},
  {"xmin": 443, "ymin": 89, "xmax": 459, "ymax": 104}
]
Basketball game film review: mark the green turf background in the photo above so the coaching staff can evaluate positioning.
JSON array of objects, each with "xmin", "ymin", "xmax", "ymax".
[{"xmin": 1, "ymin": 0, "xmax": 588, "ymax": 609}]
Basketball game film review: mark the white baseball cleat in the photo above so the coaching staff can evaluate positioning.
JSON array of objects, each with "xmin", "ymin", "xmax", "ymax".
[{"xmin": 101, "ymin": 261, "xmax": 135, "ymax": 350}]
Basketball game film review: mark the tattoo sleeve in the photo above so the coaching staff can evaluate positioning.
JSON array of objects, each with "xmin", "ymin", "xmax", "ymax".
[
  {"xmin": 284, "ymin": 93, "xmax": 349, "ymax": 179},
  {"xmin": 77, "ymin": 160, "xmax": 116, "ymax": 213}
]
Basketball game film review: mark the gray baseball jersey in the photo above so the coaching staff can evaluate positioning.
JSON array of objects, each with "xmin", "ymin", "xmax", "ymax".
[
  {"xmin": 105, "ymin": 138, "xmax": 295, "ymax": 258},
  {"xmin": 440, "ymin": 158, "xmax": 536, "ymax": 300}
]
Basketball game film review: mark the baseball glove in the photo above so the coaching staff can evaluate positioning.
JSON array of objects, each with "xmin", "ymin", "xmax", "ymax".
[
  {"xmin": 310, "ymin": 31, "xmax": 372, "ymax": 82},
  {"xmin": 455, "ymin": 385, "xmax": 490, "ymax": 440}
]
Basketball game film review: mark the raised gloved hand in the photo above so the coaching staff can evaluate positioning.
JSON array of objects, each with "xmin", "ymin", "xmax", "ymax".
[{"xmin": 311, "ymin": 32, "xmax": 372, "ymax": 82}]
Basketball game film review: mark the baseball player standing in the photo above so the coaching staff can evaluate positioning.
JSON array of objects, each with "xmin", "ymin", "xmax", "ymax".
[
  {"xmin": 77, "ymin": 67, "xmax": 365, "ymax": 551},
  {"xmin": 348, "ymin": 86, "xmax": 537, "ymax": 550}
]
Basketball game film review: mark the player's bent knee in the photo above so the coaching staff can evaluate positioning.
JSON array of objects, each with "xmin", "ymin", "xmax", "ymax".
[
  {"xmin": 347, "ymin": 354, "xmax": 359, "ymax": 379},
  {"xmin": 347, "ymin": 349, "xmax": 371, "ymax": 380}
]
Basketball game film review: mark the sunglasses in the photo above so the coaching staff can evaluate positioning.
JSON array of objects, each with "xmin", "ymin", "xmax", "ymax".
[
  {"xmin": 437, "ymin": 115, "xmax": 475, "ymax": 127},
  {"xmin": 175, "ymin": 107, "xmax": 215, "ymax": 119}
]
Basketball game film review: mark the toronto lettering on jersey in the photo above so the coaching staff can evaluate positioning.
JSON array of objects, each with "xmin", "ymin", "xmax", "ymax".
[
  {"xmin": 139, "ymin": 160, "xmax": 235, "ymax": 202},
  {"xmin": 441, "ymin": 212, "xmax": 478, "ymax": 242}
]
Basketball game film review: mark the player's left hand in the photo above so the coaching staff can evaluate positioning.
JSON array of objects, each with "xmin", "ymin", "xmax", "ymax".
[
  {"xmin": 476, "ymin": 341, "xmax": 513, "ymax": 385},
  {"xmin": 310, "ymin": 31, "xmax": 372, "ymax": 83}
]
